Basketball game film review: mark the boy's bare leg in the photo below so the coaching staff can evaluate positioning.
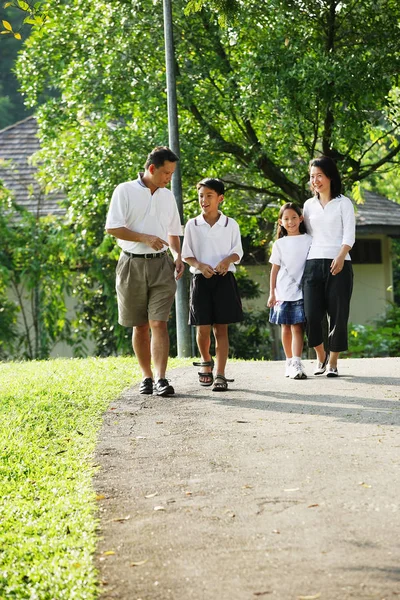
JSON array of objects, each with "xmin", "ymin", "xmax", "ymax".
[
  {"xmin": 196, "ymin": 325, "xmax": 213, "ymax": 381},
  {"xmin": 149, "ymin": 320, "xmax": 169, "ymax": 380},
  {"xmin": 291, "ymin": 324, "xmax": 304, "ymax": 358},
  {"xmin": 213, "ymin": 323, "xmax": 229, "ymax": 376},
  {"xmin": 132, "ymin": 324, "xmax": 153, "ymax": 379},
  {"xmin": 281, "ymin": 324, "xmax": 293, "ymax": 359},
  {"xmin": 196, "ymin": 325, "xmax": 213, "ymax": 384}
]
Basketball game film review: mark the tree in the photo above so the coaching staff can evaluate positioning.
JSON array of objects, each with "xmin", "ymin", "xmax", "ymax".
[
  {"xmin": 0, "ymin": 5, "xmax": 32, "ymax": 127},
  {"xmin": 8, "ymin": 0, "xmax": 400, "ymax": 354},
  {"xmin": 16, "ymin": 0, "xmax": 400, "ymax": 203},
  {"xmin": 0, "ymin": 181, "xmax": 85, "ymax": 359}
]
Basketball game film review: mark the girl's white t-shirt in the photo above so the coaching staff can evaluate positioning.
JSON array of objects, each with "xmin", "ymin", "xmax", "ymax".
[{"xmin": 269, "ymin": 234, "xmax": 312, "ymax": 301}]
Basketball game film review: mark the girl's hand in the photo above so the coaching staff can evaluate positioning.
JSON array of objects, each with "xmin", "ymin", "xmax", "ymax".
[
  {"xmin": 199, "ymin": 263, "xmax": 215, "ymax": 279},
  {"xmin": 267, "ymin": 293, "xmax": 276, "ymax": 308},
  {"xmin": 330, "ymin": 256, "xmax": 345, "ymax": 276}
]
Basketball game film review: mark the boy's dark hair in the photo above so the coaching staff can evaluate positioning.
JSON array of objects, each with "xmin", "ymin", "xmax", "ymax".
[
  {"xmin": 145, "ymin": 146, "xmax": 179, "ymax": 169},
  {"xmin": 309, "ymin": 155, "xmax": 342, "ymax": 199},
  {"xmin": 276, "ymin": 202, "xmax": 307, "ymax": 239},
  {"xmin": 196, "ymin": 178, "xmax": 225, "ymax": 196}
]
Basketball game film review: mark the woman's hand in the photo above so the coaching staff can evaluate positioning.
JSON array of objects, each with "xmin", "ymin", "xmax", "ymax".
[{"xmin": 330, "ymin": 256, "xmax": 345, "ymax": 276}]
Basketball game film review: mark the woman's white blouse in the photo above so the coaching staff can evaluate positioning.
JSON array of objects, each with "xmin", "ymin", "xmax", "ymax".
[{"xmin": 303, "ymin": 194, "xmax": 355, "ymax": 260}]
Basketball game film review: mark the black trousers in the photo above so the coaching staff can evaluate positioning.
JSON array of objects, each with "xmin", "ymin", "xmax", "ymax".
[{"xmin": 303, "ymin": 259, "xmax": 353, "ymax": 352}]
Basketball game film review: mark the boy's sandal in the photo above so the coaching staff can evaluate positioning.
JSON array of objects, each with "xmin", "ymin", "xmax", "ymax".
[
  {"xmin": 212, "ymin": 374, "xmax": 234, "ymax": 392},
  {"xmin": 193, "ymin": 359, "xmax": 214, "ymax": 387}
]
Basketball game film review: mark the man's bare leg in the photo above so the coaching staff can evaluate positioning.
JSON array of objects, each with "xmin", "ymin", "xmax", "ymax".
[
  {"xmin": 149, "ymin": 320, "xmax": 169, "ymax": 380},
  {"xmin": 132, "ymin": 323, "xmax": 152, "ymax": 379}
]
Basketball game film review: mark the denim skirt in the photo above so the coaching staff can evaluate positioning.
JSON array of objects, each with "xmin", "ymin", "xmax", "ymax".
[{"xmin": 269, "ymin": 299, "xmax": 305, "ymax": 325}]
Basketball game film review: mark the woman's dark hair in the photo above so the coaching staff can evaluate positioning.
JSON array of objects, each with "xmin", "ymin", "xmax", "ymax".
[
  {"xmin": 276, "ymin": 202, "xmax": 307, "ymax": 239},
  {"xmin": 196, "ymin": 177, "xmax": 225, "ymax": 196},
  {"xmin": 145, "ymin": 146, "xmax": 179, "ymax": 169},
  {"xmin": 309, "ymin": 156, "xmax": 342, "ymax": 199}
]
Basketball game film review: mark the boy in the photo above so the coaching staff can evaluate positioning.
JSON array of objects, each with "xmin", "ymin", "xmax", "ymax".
[{"xmin": 181, "ymin": 178, "xmax": 243, "ymax": 391}]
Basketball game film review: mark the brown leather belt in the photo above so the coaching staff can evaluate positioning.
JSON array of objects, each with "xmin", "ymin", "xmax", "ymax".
[{"xmin": 123, "ymin": 250, "xmax": 167, "ymax": 259}]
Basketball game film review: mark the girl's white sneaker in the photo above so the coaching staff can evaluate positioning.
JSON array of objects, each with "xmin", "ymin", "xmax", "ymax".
[{"xmin": 290, "ymin": 360, "xmax": 307, "ymax": 379}]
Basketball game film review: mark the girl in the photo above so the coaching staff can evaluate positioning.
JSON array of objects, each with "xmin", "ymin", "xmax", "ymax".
[
  {"xmin": 267, "ymin": 203, "xmax": 312, "ymax": 379},
  {"xmin": 303, "ymin": 156, "xmax": 355, "ymax": 377}
]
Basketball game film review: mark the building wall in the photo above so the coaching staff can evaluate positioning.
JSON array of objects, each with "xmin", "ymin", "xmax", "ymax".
[
  {"xmin": 7, "ymin": 286, "xmax": 96, "ymax": 359},
  {"xmin": 242, "ymin": 234, "xmax": 394, "ymax": 327},
  {"xmin": 350, "ymin": 235, "xmax": 393, "ymax": 325}
]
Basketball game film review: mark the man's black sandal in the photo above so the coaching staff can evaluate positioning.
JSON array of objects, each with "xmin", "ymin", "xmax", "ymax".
[
  {"xmin": 139, "ymin": 377, "xmax": 153, "ymax": 395},
  {"xmin": 193, "ymin": 359, "xmax": 214, "ymax": 387},
  {"xmin": 212, "ymin": 374, "xmax": 234, "ymax": 392}
]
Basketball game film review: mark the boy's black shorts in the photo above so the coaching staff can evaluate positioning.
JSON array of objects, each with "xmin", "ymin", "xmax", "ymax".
[{"xmin": 189, "ymin": 272, "xmax": 244, "ymax": 326}]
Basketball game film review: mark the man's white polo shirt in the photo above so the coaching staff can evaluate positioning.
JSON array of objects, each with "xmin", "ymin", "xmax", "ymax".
[
  {"xmin": 182, "ymin": 212, "xmax": 243, "ymax": 274},
  {"xmin": 105, "ymin": 174, "xmax": 182, "ymax": 254}
]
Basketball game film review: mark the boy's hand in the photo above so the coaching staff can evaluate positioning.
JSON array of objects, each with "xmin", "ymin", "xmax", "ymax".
[
  {"xmin": 214, "ymin": 258, "xmax": 231, "ymax": 276},
  {"xmin": 267, "ymin": 293, "xmax": 276, "ymax": 308},
  {"xmin": 199, "ymin": 263, "xmax": 215, "ymax": 279}
]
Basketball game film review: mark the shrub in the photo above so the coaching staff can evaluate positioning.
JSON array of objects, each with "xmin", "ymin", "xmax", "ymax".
[{"xmin": 348, "ymin": 303, "xmax": 400, "ymax": 357}]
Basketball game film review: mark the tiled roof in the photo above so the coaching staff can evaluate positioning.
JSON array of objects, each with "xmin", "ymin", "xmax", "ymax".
[
  {"xmin": 355, "ymin": 190, "xmax": 400, "ymax": 236},
  {"xmin": 0, "ymin": 116, "xmax": 65, "ymax": 216},
  {"xmin": 1, "ymin": 117, "xmax": 400, "ymax": 236}
]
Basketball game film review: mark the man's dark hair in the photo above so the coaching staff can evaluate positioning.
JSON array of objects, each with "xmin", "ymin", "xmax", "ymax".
[
  {"xmin": 145, "ymin": 146, "xmax": 179, "ymax": 169},
  {"xmin": 196, "ymin": 178, "xmax": 225, "ymax": 196},
  {"xmin": 309, "ymin": 156, "xmax": 342, "ymax": 199}
]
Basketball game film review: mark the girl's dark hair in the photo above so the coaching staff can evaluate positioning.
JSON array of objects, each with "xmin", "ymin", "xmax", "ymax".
[
  {"xmin": 145, "ymin": 146, "xmax": 179, "ymax": 169},
  {"xmin": 276, "ymin": 202, "xmax": 307, "ymax": 239},
  {"xmin": 196, "ymin": 177, "xmax": 225, "ymax": 196},
  {"xmin": 309, "ymin": 156, "xmax": 342, "ymax": 199}
]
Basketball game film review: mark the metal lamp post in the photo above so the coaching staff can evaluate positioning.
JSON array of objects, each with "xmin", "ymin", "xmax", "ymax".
[{"xmin": 163, "ymin": 0, "xmax": 192, "ymax": 357}]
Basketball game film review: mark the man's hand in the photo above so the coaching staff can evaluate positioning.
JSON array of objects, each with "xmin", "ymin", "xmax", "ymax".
[
  {"xmin": 214, "ymin": 257, "xmax": 231, "ymax": 276},
  {"xmin": 143, "ymin": 234, "xmax": 169, "ymax": 251},
  {"xmin": 199, "ymin": 263, "xmax": 215, "ymax": 279},
  {"xmin": 174, "ymin": 258, "xmax": 185, "ymax": 280}
]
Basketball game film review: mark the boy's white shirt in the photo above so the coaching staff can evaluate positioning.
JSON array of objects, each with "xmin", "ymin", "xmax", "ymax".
[
  {"xmin": 269, "ymin": 234, "xmax": 312, "ymax": 301},
  {"xmin": 182, "ymin": 212, "xmax": 243, "ymax": 274},
  {"xmin": 303, "ymin": 194, "xmax": 355, "ymax": 260}
]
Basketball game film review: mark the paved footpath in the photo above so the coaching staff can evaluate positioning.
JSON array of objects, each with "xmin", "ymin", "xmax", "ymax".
[{"xmin": 94, "ymin": 358, "xmax": 400, "ymax": 600}]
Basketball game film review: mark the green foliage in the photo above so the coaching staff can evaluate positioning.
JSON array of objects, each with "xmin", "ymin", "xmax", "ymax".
[
  {"xmin": 0, "ymin": 356, "xmax": 189, "ymax": 599},
  {"xmin": 5, "ymin": 0, "xmax": 400, "ymax": 357},
  {"xmin": 348, "ymin": 304, "xmax": 400, "ymax": 358},
  {"xmin": 0, "ymin": 185, "xmax": 77, "ymax": 359},
  {"xmin": 0, "ymin": 4, "xmax": 31, "ymax": 127}
]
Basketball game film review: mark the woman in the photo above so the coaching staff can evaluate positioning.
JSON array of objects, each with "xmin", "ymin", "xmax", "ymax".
[{"xmin": 303, "ymin": 156, "xmax": 355, "ymax": 377}]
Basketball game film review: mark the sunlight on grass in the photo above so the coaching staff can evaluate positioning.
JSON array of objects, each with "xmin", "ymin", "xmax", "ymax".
[{"xmin": 0, "ymin": 356, "xmax": 189, "ymax": 599}]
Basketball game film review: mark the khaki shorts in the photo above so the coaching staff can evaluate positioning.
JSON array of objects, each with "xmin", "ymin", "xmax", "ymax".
[{"xmin": 116, "ymin": 253, "xmax": 177, "ymax": 327}]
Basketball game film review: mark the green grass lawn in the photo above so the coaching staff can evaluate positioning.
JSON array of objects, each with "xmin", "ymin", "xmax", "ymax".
[{"xmin": 0, "ymin": 356, "xmax": 188, "ymax": 600}]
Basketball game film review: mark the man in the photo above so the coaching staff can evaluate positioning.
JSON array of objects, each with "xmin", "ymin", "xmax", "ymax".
[{"xmin": 105, "ymin": 146, "xmax": 184, "ymax": 396}]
